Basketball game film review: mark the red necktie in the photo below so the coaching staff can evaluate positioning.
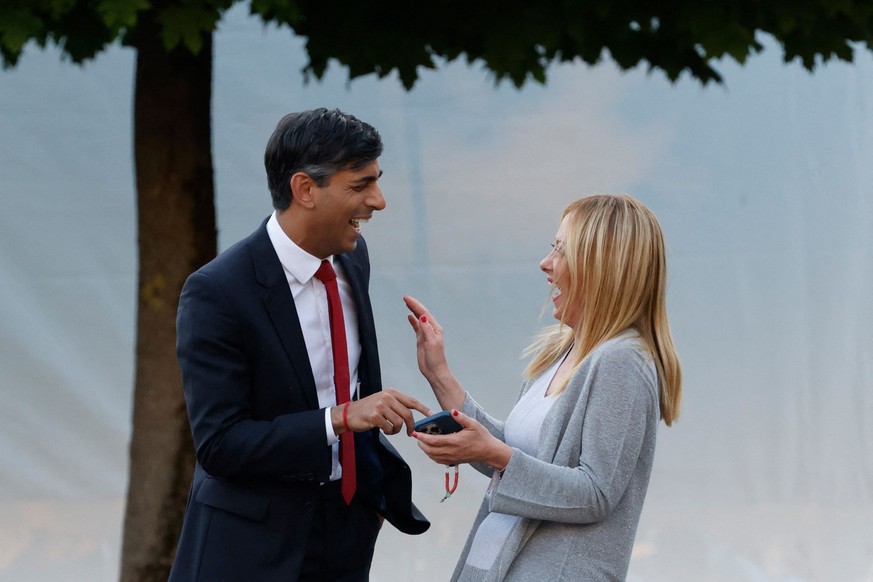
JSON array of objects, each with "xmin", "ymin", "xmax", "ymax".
[{"xmin": 314, "ymin": 260, "xmax": 356, "ymax": 504}]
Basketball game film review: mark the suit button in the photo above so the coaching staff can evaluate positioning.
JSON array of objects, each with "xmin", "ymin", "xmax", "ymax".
[{"xmin": 304, "ymin": 501, "xmax": 314, "ymax": 512}]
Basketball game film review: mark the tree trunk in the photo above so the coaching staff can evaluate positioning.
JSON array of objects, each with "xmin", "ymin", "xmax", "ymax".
[{"xmin": 120, "ymin": 21, "xmax": 216, "ymax": 582}]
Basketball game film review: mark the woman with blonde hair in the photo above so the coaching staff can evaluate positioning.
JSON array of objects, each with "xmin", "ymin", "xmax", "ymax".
[{"xmin": 404, "ymin": 194, "xmax": 681, "ymax": 581}]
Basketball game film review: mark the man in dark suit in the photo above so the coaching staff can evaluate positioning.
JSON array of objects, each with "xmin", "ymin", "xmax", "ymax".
[{"xmin": 168, "ymin": 108, "xmax": 431, "ymax": 581}]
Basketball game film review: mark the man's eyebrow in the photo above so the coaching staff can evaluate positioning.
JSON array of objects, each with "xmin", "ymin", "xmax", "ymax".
[{"xmin": 351, "ymin": 169, "xmax": 383, "ymax": 184}]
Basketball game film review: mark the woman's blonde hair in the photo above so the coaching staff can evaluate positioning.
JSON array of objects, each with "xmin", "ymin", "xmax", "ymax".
[{"xmin": 523, "ymin": 194, "xmax": 682, "ymax": 425}]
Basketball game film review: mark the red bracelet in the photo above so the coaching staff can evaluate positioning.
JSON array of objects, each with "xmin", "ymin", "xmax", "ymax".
[{"xmin": 342, "ymin": 402, "xmax": 351, "ymax": 432}]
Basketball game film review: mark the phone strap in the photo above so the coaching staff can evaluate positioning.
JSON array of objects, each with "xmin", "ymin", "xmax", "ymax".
[{"xmin": 441, "ymin": 464, "xmax": 459, "ymax": 502}]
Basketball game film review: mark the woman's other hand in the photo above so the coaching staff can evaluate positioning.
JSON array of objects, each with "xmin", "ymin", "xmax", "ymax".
[{"xmin": 412, "ymin": 409, "xmax": 512, "ymax": 471}]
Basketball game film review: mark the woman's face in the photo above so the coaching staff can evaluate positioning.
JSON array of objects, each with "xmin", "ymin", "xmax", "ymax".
[{"xmin": 540, "ymin": 214, "xmax": 579, "ymax": 328}]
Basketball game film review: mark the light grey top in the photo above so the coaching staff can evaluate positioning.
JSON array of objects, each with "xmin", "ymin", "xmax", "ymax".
[
  {"xmin": 453, "ymin": 330, "xmax": 660, "ymax": 582},
  {"xmin": 464, "ymin": 354, "xmax": 562, "ymax": 570}
]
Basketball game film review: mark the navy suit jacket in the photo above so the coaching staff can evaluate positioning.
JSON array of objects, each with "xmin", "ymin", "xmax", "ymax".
[{"xmin": 168, "ymin": 219, "xmax": 428, "ymax": 581}]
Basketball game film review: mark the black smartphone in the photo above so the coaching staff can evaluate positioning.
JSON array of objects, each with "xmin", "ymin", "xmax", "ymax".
[{"xmin": 414, "ymin": 411, "xmax": 463, "ymax": 435}]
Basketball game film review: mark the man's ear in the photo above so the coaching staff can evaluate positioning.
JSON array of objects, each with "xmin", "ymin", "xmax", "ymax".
[{"xmin": 290, "ymin": 172, "xmax": 316, "ymax": 209}]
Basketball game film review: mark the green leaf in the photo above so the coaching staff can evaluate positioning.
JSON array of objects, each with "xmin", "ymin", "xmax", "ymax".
[
  {"xmin": 97, "ymin": 0, "xmax": 150, "ymax": 30},
  {"xmin": 0, "ymin": 9, "xmax": 45, "ymax": 56},
  {"xmin": 250, "ymin": 0, "xmax": 300, "ymax": 25},
  {"xmin": 156, "ymin": 5, "xmax": 219, "ymax": 54}
]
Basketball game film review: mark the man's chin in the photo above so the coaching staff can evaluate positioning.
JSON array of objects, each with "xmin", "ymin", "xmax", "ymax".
[{"xmin": 335, "ymin": 236, "xmax": 359, "ymax": 256}]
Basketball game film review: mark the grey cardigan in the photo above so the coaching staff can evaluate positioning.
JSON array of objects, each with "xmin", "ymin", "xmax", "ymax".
[{"xmin": 453, "ymin": 331, "xmax": 659, "ymax": 582}]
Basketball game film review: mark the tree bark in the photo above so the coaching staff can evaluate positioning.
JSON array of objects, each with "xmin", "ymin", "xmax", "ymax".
[{"xmin": 120, "ymin": 21, "xmax": 216, "ymax": 582}]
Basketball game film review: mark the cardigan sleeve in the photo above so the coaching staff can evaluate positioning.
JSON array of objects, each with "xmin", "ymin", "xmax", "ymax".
[
  {"xmin": 460, "ymin": 392, "xmax": 508, "ymax": 477},
  {"xmin": 486, "ymin": 344, "xmax": 658, "ymax": 523}
]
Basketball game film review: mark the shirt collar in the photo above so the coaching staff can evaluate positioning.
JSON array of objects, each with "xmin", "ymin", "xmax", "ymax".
[{"xmin": 266, "ymin": 211, "xmax": 332, "ymax": 285}]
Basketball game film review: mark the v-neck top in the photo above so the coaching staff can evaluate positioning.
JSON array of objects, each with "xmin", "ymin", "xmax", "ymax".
[{"xmin": 462, "ymin": 352, "xmax": 566, "ymax": 572}]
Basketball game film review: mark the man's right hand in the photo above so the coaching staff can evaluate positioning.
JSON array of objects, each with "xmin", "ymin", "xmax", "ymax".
[{"xmin": 332, "ymin": 388, "xmax": 432, "ymax": 436}]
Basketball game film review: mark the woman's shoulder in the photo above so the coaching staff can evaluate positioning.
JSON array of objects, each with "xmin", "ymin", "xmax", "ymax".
[
  {"xmin": 578, "ymin": 330, "xmax": 657, "ymax": 387},
  {"xmin": 592, "ymin": 329, "xmax": 648, "ymax": 360}
]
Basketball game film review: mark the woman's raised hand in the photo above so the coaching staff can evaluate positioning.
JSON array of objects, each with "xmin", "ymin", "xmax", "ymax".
[
  {"xmin": 403, "ymin": 295, "xmax": 449, "ymax": 381},
  {"xmin": 403, "ymin": 295, "xmax": 466, "ymax": 410}
]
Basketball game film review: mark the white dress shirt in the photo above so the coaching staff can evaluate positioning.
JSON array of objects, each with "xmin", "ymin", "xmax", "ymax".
[{"xmin": 266, "ymin": 212, "xmax": 362, "ymax": 481}]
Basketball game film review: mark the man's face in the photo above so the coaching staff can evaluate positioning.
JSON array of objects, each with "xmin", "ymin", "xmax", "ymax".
[{"xmin": 307, "ymin": 160, "xmax": 386, "ymax": 258}]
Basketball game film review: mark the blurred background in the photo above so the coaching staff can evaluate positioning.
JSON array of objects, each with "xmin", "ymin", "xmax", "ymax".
[{"xmin": 1, "ymin": 4, "xmax": 871, "ymax": 580}]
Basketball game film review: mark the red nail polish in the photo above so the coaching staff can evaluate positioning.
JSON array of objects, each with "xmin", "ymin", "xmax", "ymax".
[
  {"xmin": 452, "ymin": 410, "xmax": 459, "ymax": 417},
  {"xmin": 411, "ymin": 432, "xmax": 419, "ymax": 438},
  {"xmin": 420, "ymin": 315, "xmax": 427, "ymax": 323}
]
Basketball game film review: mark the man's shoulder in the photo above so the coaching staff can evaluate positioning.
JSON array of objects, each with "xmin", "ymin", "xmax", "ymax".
[{"xmin": 198, "ymin": 220, "xmax": 269, "ymax": 277}]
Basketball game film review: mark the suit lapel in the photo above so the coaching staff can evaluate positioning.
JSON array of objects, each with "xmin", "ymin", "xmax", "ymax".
[{"xmin": 249, "ymin": 221, "xmax": 320, "ymax": 410}]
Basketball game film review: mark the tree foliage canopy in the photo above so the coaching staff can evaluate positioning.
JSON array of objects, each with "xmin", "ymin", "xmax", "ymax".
[{"xmin": 2, "ymin": 0, "xmax": 873, "ymax": 86}]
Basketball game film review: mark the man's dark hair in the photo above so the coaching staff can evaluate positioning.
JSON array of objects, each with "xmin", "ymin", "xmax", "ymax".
[{"xmin": 264, "ymin": 108, "xmax": 383, "ymax": 210}]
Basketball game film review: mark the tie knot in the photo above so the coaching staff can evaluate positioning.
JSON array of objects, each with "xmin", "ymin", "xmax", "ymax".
[{"xmin": 314, "ymin": 259, "xmax": 337, "ymax": 283}]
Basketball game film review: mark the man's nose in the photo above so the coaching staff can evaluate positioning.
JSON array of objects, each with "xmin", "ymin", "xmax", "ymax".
[{"xmin": 368, "ymin": 186, "xmax": 386, "ymax": 211}]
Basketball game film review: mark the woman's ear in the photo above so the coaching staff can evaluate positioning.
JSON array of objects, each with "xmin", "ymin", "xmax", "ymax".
[{"xmin": 290, "ymin": 172, "xmax": 316, "ymax": 209}]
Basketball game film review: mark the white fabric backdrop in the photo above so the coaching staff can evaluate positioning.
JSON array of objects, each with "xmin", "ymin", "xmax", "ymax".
[{"xmin": 1, "ymin": 5, "xmax": 871, "ymax": 580}]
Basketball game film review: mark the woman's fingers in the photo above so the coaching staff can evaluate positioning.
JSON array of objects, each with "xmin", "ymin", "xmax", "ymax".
[
  {"xmin": 413, "ymin": 434, "xmax": 458, "ymax": 465},
  {"xmin": 448, "ymin": 409, "xmax": 475, "ymax": 429},
  {"xmin": 403, "ymin": 295, "xmax": 440, "ymax": 331},
  {"xmin": 403, "ymin": 295, "xmax": 427, "ymax": 317}
]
